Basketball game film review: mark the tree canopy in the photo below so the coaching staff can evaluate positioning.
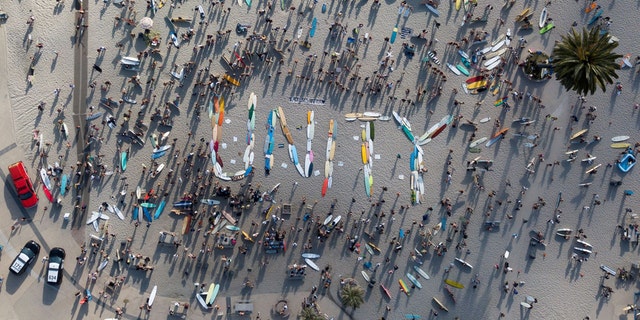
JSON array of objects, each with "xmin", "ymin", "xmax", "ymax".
[{"xmin": 552, "ymin": 27, "xmax": 622, "ymax": 96}]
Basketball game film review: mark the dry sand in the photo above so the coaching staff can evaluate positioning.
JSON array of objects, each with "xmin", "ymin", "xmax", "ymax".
[{"xmin": 1, "ymin": 0, "xmax": 640, "ymax": 319}]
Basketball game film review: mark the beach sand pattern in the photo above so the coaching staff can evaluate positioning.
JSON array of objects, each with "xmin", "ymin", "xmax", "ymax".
[{"xmin": 0, "ymin": 0, "xmax": 639, "ymax": 319}]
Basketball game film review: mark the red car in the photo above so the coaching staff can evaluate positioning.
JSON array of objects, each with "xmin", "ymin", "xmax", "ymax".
[{"xmin": 8, "ymin": 161, "xmax": 38, "ymax": 208}]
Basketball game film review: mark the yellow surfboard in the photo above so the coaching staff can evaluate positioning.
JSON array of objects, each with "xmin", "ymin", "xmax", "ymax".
[
  {"xmin": 444, "ymin": 278, "xmax": 465, "ymax": 289},
  {"xmin": 455, "ymin": 0, "xmax": 462, "ymax": 11},
  {"xmin": 611, "ymin": 142, "xmax": 631, "ymax": 149},
  {"xmin": 467, "ymin": 80, "xmax": 487, "ymax": 90},
  {"xmin": 223, "ymin": 74, "xmax": 240, "ymax": 86},
  {"xmin": 361, "ymin": 143, "xmax": 368, "ymax": 164},
  {"xmin": 242, "ymin": 231, "xmax": 254, "ymax": 242},
  {"xmin": 570, "ymin": 129, "xmax": 588, "ymax": 140},
  {"xmin": 368, "ymin": 242, "xmax": 381, "ymax": 252}
]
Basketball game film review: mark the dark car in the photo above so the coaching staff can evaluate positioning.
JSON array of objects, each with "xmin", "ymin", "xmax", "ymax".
[
  {"xmin": 46, "ymin": 247, "xmax": 65, "ymax": 284},
  {"xmin": 10, "ymin": 240, "xmax": 40, "ymax": 275},
  {"xmin": 8, "ymin": 161, "xmax": 38, "ymax": 208}
]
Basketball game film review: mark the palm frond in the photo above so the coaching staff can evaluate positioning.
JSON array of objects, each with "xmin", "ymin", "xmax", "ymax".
[{"xmin": 551, "ymin": 27, "xmax": 621, "ymax": 96}]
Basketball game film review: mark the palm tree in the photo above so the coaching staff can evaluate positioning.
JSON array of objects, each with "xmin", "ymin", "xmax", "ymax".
[
  {"xmin": 299, "ymin": 306, "xmax": 323, "ymax": 320},
  {"xmin": 552, "ymin": 27, "xmax": 622, "ymax": 96},
  {"xmin": 339, "ymin": 280, "xmax": 365, "ymax": 311}
]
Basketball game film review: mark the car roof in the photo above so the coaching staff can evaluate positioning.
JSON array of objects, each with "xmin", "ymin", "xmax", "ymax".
[
  {"xmin": 50, "ymin": 247, "xmax": 65, "ymax": 257},
  {"xmin": 24, "ymin": 241, "xmax": 40, "ymax": 255}
]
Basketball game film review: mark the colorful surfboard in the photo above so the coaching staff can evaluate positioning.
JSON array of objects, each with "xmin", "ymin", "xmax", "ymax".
[{"xmin": 390, "ymin": 24, "xmax": 398, "ymax": 44}]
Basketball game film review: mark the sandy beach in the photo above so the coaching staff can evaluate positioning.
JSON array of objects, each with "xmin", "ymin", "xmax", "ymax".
[{"xmin": 1, "ymin": 0, "xmax": 640, "ymax": 319}]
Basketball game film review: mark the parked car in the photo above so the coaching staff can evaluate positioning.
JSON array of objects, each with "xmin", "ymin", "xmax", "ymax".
[
  {"xmin": 10, "ymin": 240, "xmax": 40, "ymax": 275},
  {"xmin": 8, "ymin": 161, "xmax": 38, "ymax": 208},
  {"xmin": 46, "ymin": 247, "xmax": 65, "ymax": 284}
]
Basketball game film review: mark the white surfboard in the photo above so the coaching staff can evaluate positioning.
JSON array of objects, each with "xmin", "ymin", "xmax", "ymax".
[
  {"xmin": 113, "ymin": 205, "xmax": 125, "ymax": 220},
  {"xmin": 87, "ymin": 211, "xmax": 101, "ymax": 224},
  {"xmin": 470, "ymin": 137, "xmax": 488, "ymax": 148},
  {"xmin": 305, "ymin": 258, "xmax": 319, "ymax": 271},
  {"xmin": 148, "ymin": 285, "xmax": 158, "ymax": 306},
  {"xmin": 611, "ymin": 135, "xmax": 630, "ymax": 142},
  {"xmin": 98, "ymin": 258, "xmax": 109, "ymax": 271}
]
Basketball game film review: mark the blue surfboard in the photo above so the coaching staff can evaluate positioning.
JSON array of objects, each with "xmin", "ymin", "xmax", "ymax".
[
  {"xmin": 310, "ymin": 18, "xmax": 317, "ymax": 37},
  {"xmin": 60, "ymin": 174, "xmax": 69, "ymax": 196},
  {"xmin": 154, "ymin": 200, "xmax": 166, "ymax": 220},
  {"xmin": 588, "ymin": 9, "xmax": 603, "ymax": 26},
  {"xmin": 132, "ymin": 206, "xmax": 140, "ymax": 221},
  {"xmin": 143, "ymin": 206, "xmax": 152, "ymax": 222},
  {"xmin": 390, "ymin": 24, "xmax": 398, "ymax": 44},
  {"xmin": 151, "ymin": 150, "xmax": 167, "ymax": 160}
]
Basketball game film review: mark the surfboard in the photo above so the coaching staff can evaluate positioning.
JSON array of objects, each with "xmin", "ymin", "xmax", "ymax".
[
  {"xmin": 466, "ymin": 76, "xmax": 484, "ymax": 84},
  {"xmin": 456, "ymin": 64, "xmax": 470, "ymax": 76},
  {"xmin": 469, "ymin": 147, "xmax": 481, "ymax": 153},
  {"xmin": 87, "ymin": 211, "xmax": 101, "ymax": 224},
  {"xmin": 87, "ymin": 112, "xmax": 103, "ymax": 121},
  {"xmin": 539, "ymin": 23, "xmax": 554, "ymax": 34},
  {"xmin": 98, "ymin": 258, "xmax": 109, "ymax": 271},
  {"xmin": 576, "ymin": 239, "xmax": 593, "ymax": 248},
  {"xmin": 455, "ymin": 0, "xmax": 462, "ymax": 11},
  {"xmin": 390, "ymin": 25, "xmax": 398, "ymax": 44},
  {"xmin": 223, "ymin": 74, "xmax": 240, "ymax": 86},
  {"xmin": 305, "ymin": 258, "xmax": 319, "ymax": 271},
  {"xmin": 570, "ymin": 129, "xmax": 588, "ymax": 140},
  {"xmin": 585, "ymin": 164, "xmax": 602, "ymax": 174},
  {"xmin": 413, "ymin": 266, "xmax": 430, "ymax": 279},
  {"xmin": 142, "ymin": 207, "xmax": 152, "ymax": 222},
  {"xmin": 425, "ymin": 4, "xmax": 440, "ymax": 16},
  {"xmin": 455, "ymin": 257, "xmax": 473, "ymax": 269},
  {"xmin": 59, "ymin": 174, "xmax": 69, "ymax": 196},
  {"xmin": 381, "ymin": 284, "xmax": 392, "ymax": 299},
  {"xmin": 444, "ymin": 279, "xmax": 464, "ymax": 289},
  {"xmin": 585, "ymin": 1, "xmax": 597, "ymax": 13},
  {"xmin": 310, "ymin": 18, "xmax": 317, "ymax": 37},
  {"xmin": 539, "ymin": 7, "xmax": 547, "ymax": 29},
  {"xmin": 600, "ymin": 264, "xmax": 617, "ymax": 276},
  {"xmin": 181, "ymin": 215, "xmax": 192, "ymax": 234},
  {"xmin": 447, "ymin": 63, "xmax": 462, "ymax": 75},
  {"xmin": 399, "ymin": 279, "xmax": 410, "ymax": 295},
  {"xmin": 121, "ymin": 148, "xmax": 129, "ymax": 172},
  {"xmin": 611, "ymin": 142, "xmax": 631, "ymax": 149},
  {"xmin": 467, "ymin": 80, "xmax": 487, "ymax": 90},
  {"xmin": 611, "ymin": 135, "xmax": 630, "ymax": 142},
  {"xmin": 225, "ymin": 225, "xmax": 240, "ymax": 231},
  {"xmin": 361, "ymin": 271, "xmax": 371, "ymax": 282},
  {"xmin": 574, "ymin": 247, "xmax": 592, "ymax": 254},
  {"xmin": 301, "ymin": 253, "xmax": 320, "ymax": 259},
  {"xmin": 469, "ymin": 137, "xmax": 488, "ymax": 149},
  {"xmin": 132, "ymin": 206, "xmax": 140, "ymax": 221},
  {"xmin": 153, "ymin": 200, "xmax": 166, "ymax": 220},
  {"xmin": 588, "ymin": 9, "xmax": 603, "ymax": 26},
  {"xmin": 515, "ymin": 7, "xmax": 532, "ymax": 22},
  {"xmin": 149, "ymin": 285, "xmax": 158, "ymax": 306},
  {"xmin": 406, "ymin": 273, "xmax": 422, "ymax": 289},
  {"xmin": 433, "ymin": 297, "xmax": 449, "ymax": 312},
  {"xmin": 205, "ymin": 284, "xmax": 216, "ymax": 305},
  {"xmin": 210, "ymin": 284, "xmax": 220, "ymax": 305}
]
